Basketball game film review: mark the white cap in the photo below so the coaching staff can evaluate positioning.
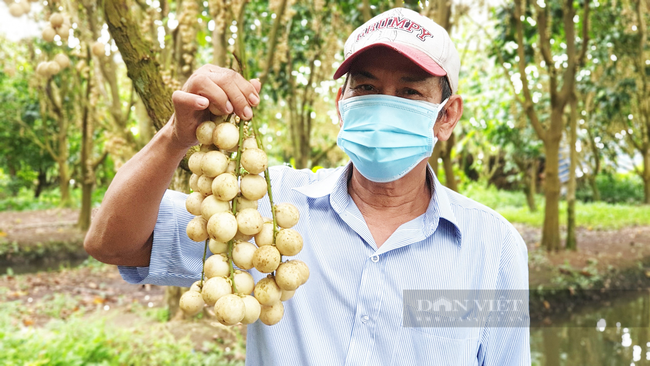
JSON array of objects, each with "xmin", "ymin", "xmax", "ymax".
[{"xmin": 333, "ymin": 7, "xmax": 460, "ymax": 94}]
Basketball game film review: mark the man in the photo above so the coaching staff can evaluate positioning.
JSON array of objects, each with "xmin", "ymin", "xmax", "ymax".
[{"xmin": 85, "ymin": 7, "xmax": 530, "ymax": 365}]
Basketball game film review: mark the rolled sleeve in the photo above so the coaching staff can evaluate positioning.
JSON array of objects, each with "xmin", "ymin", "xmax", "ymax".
[{"xmin": 118, "ymin": 189, "xmax": 206, "ymax": 288}]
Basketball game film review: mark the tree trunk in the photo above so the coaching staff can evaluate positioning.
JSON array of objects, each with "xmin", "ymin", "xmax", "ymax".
[
  {"xmin": 104, "ymin": 0, "xmax": 174, "ymax": 131},
  {"xmin": 644, "ymin": 150, "xmax": 650, "ymax": 204},
  {"xmin": 58, "ymin": 160, "xmax": 71, "ymax": 207},
  {"xmin": 542, "ymin": 137, "xmax": 561, "ymax": 252},
  {"xmin": 441, "ymin": 133, "xmax": 457, "ymax": 191},
  {"xmin": 566, "ymin": 95, "xmax": 578, "ymax": 250},
  {"xmin": 34, "ymin": 169, "xmax": 47, "ymax": 198},
  {"xmin": 588, "ymin": 175, "xmax": 600, "ymax": 202},
  {"xmin": 525, "ymin": 160, "xmax": 538, "ymax": 212},
  {"xmin": 362, "ymin": 0, "xmax": 372, "ymax": 22}
]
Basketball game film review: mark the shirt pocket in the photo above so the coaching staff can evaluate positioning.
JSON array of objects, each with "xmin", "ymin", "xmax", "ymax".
[{"xmin": 389, "ymin": 326, "xmax": 480, "ymax": 366}]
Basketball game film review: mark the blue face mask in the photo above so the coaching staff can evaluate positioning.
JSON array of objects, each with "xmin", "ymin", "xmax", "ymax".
[{"xmin": 337, "ymin": 94, "xmax": 448, "ymax": 183}]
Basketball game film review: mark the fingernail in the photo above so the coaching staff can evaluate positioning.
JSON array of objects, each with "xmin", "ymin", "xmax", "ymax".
[
  {"xmin": 197, "ymin": 97, "xmax": 209, "ymax": 109},
  {"xmin": 243, "ymin": 106, "xmax": 253, "ymax": 119},
  {"xmin": 225, "ymin": 101, "xmax": 234, "ymax": 114},
  {"xmin": 249, "ymin": 93, "xmax": 260, "ymax": 106}
]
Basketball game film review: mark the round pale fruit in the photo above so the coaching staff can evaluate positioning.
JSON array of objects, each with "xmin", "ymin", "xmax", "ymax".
[
  {"xmin": 46, "ymin": 61, "xmax": 61, "ymax": 76},
  {"xmin": 186, "ymin": 216, "xmax": 208, "ymax": 242},
  {"xmin": 201, "ymin": 150, "xmax": 228, "ymax": 178},
  {"xmin": 196, "ymin": 121, "xmax": 216, "ymax": 145},
  {"xmin": 232, "ymin": 241, "xmax": 257, "ymax": 270},
  {"xmin": 275, "ymin": 203, "xmax": 299, "ymax": 229},
  {"xmin": 233, "ymin": 230, "xmax": 253, "ymax": 242},
  {"xmin": 189, "ymin": 173, "xmax": 200, "ymax": 192},
  {"xmin": 57, "ymin": 24, "xmax": 70, "ymax": 40},
  {"xmin": 260, "ymin": 301, "xmax": 284, "ymax": 326},
  {"xmin": 185, "ymin": 191, "xmax": 204, "ymax": 216},
  {"xmin": 213, "ymin": 122, "xmax": 239, "ymax": 150},
  {"xmin": 9, "ymin": 3, "xmax": 23, "ymax": 17},
  {"xmin": 236, "ymin": 208, "xmax": 264, "ymax": 236},
  {"xmin": 280, "ymin": 289, "xmax": 295, "ymax": 302},
  {"xmin": 214, "ymin": 294, "xmax": 245, "ymax": 326},
  {"xmin": 42, "ymin": 26, "xmax": 56, "ymax": 42},
  {"xmin": 254, "ymin": 221, "xmax": 274, "ymax": 246},
  {"xmin": 252, "ymin": 245, "xmax": 281, "ymax": 273},
  {"xmin": 207, "ymin": 211, "xmax": 238, "ymax": 242},
  {"xmin": 242, "ymin": 137, "xmax": 258, "ymax": 150},
  {"xmin": 274, "ymin": 261, "xmax": 303, "ymax": 291},
  {"xmin": 189, "ymin": 280, "xmax": 202, "ymax": 292},
  {"xmin": 204, "ymin": 254, "xmax": 230, "ymax": 279},
  {"xmin": 240, "ymin": 148, "xmax": 268, "ymax": 175},
  {"xmin": 233, "ymin": 270, "xmax": 255, "ymax": 295},
  {"xmin": 202, "ymin": 276, "xmax": 232, "ymax": 306},
  {"xmin": 211, "ymin": 173, "xmax": 238, "ymax": 201},
  {"xmin": 197, "ymin": 175, "xmax": 214, "ymax": 196},
  {"xmin": 226, "ymin": 160, "xmax": 236, "ymax": 174},
  {"xmin": 179, "ymin": 290, "xmax": 204, "ymax": 316},
  {"xmin": 241, "ymin": 295, "xmax": 261, "ymax": 324},
  {"xmin": 200, "ymin": 195, "xmax": 230, "ymax": 220},
  {"xmin": 275, "ymin": 229, "xmax": 303, "ymax": 256},
  {"xmin": 36, "ymin": 62, "xmax": 49, "ymax": 76},
  {"xmin": 188, "ymin": 151, "xmax": 204, "ymax": 175},
  {"xmin": 291, "ymin": 259, "xmax": 310, "ymax": 285},
  {"xmin": 92, "ymin": 42, "xmax": 105, "ymax": 57},
  {"xmin": 254, "ymin": 276, "xmax": 281, "ymax": 306},
  {"xmin": 236, "ymin": 196, "xmax": 258, "ymax": 210},
  {"xmin": 19, "ymin": 0, "xmax": 30, "ymax": 13},
  {"xmin": 199, "ymin": 144, "xmax": 218, "ymax": 152},
  {"xmin": 49, "ymin": 13, "xmax": 64, "ymax": 28},
  {"xmin": 53, "ymin": 54, "xmax": 70, "ymax": 69},
  {"xmin": 240, "ymin": 174, "xmax": 267, "ymax": 201},
  {"xmin": 209, "ymin": 238, "xmax": 228, "ymax": 254}
]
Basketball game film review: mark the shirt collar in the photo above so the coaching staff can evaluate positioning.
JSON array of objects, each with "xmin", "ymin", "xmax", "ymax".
[{"xmin": 293, "ymin": 162, "xmax": 463, "ymax": 246}]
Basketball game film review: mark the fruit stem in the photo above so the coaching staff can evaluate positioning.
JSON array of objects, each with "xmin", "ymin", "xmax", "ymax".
[
  {"xmin": 200, "ymin": 238, "xmax": 209, "ymax": 288},
  {"xmin": 226, "ymin": 114, "xmax": 246, "ymax": 295},
  {"xmin": 249, "ymin": 117, "xmax": 279, "ymax": 242},
  {"xmin": 227, "ymin": 239, "xmax": 238, "ymax": 294}
]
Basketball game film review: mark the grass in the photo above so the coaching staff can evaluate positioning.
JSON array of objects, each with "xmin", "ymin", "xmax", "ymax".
[
  {"xmin": 463, "ymin": 183, "xmax": 650, "ymax": 229},
  {"xmin": 0, "ymin": 186, "xmax": 107, "ymax": 212},
  {"xmin": 0, "ymin": 298, "xmax": 241, "ymax": 366}
]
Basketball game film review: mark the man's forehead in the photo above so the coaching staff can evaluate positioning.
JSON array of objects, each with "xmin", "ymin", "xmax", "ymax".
[{"xmin": 348, "ymin": 68, "xmax": 435, "ymax": 83}]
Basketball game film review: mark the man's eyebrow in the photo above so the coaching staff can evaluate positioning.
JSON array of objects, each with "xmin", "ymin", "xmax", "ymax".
[
  {"xmin": 350, "ymin": 70, "xmax": 377, "ymax": 80},
  {"xmin": 400, "ymin": 75, "xmax": 433, "ymax": 83}
]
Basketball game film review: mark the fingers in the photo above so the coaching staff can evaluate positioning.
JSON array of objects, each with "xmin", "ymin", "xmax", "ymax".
[
  {"xmin": 172, "ymin": 90, "xmax": 210, "ymax": 114},
  {"xmin": 183, "ymin": 66, "xmax": 263, "ymax": 121}
]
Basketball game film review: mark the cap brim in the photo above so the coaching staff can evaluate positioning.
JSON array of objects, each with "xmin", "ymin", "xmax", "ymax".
[{"xmin": 333, "ymin": 42, "xmax": 447, "ymax": 80}]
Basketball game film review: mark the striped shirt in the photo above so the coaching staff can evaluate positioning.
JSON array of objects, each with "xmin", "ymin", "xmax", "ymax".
[{"xmin": 119, "ymin": 163, "xmax": 531, "ymax": 365}]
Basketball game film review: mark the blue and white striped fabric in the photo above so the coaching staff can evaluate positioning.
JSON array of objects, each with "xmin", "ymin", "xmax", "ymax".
[{"xmin": 118, "ymin": 163, "xmax": 530, "ymax": 366}]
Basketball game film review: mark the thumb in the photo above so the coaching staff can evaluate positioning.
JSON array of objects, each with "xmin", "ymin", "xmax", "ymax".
[{"xmin": 172, "ymin": 90, "xmax": 209, "ymax": 114}]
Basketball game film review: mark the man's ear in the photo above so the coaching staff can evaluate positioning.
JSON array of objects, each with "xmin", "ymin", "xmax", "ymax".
[
  {"xmin": 433, "ymin": 95, "xmax": 463, "ymax": 141},
  {"xmin": 336, "ymin": 87, "xmax": 343, "ymax": 127}
]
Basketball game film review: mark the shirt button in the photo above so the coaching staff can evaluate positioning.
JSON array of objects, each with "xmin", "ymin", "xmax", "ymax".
[
  {"xmin": 361, "ymin": 315, "xmax": 369, "ymax": 323},
  {"xmin": 371, "ymin": 255, "xmax": 379, "ymax": 263}
]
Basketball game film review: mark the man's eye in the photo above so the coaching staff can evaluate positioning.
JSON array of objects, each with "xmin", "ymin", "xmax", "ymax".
[
  {"xmin": 355, "ymin": 84, "xmax": 375, "ymax": 91},
  {"xmin": 404, "ymin": 88, "xmax": 421, "ymax": 96}
]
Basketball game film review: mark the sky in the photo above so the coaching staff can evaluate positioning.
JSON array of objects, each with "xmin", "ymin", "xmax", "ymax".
[{"xmin": 0, "ymin": 2, "xmax": 44, "ymax": 42}]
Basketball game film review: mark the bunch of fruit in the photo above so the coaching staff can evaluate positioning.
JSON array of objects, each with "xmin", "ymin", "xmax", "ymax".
[
  {"xmin": 179, "ymin": 114, "xmax": 309, "ymax": 326},
  {"xmin": 35, "ymin": 53, "xmax": 70, "ymax": 77},
  {"xmin": 6, "ymin": 0, "xmax": 33, "ymax": 18},
  {"xmin": 42, "ymin": 13, "xmax": 71, "ymax": 42}
]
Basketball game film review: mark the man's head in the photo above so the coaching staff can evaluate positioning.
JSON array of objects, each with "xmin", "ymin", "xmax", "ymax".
[{"xmin": 333, "ymin": 8, "xmax": 462, "ymax": 141}]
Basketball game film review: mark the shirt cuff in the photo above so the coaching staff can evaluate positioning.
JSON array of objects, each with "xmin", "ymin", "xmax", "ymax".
[{"xmin": 118, "ymin": 189, "xmax": 204, "ymax": 288}]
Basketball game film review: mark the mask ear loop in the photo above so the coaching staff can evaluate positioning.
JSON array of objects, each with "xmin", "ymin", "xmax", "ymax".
[{"xmin": 436, "ymin": 98, "xmax": 449, "ymax": 121}]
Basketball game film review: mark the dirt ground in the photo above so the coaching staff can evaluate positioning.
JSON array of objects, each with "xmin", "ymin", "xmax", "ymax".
[
  {"xmin": 0, "ymin": 263, "xmax": 246, "ymax": 360},
  {"xmin": 0, "ymin": 208, "xmax": 85, "ymax": 245}
]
